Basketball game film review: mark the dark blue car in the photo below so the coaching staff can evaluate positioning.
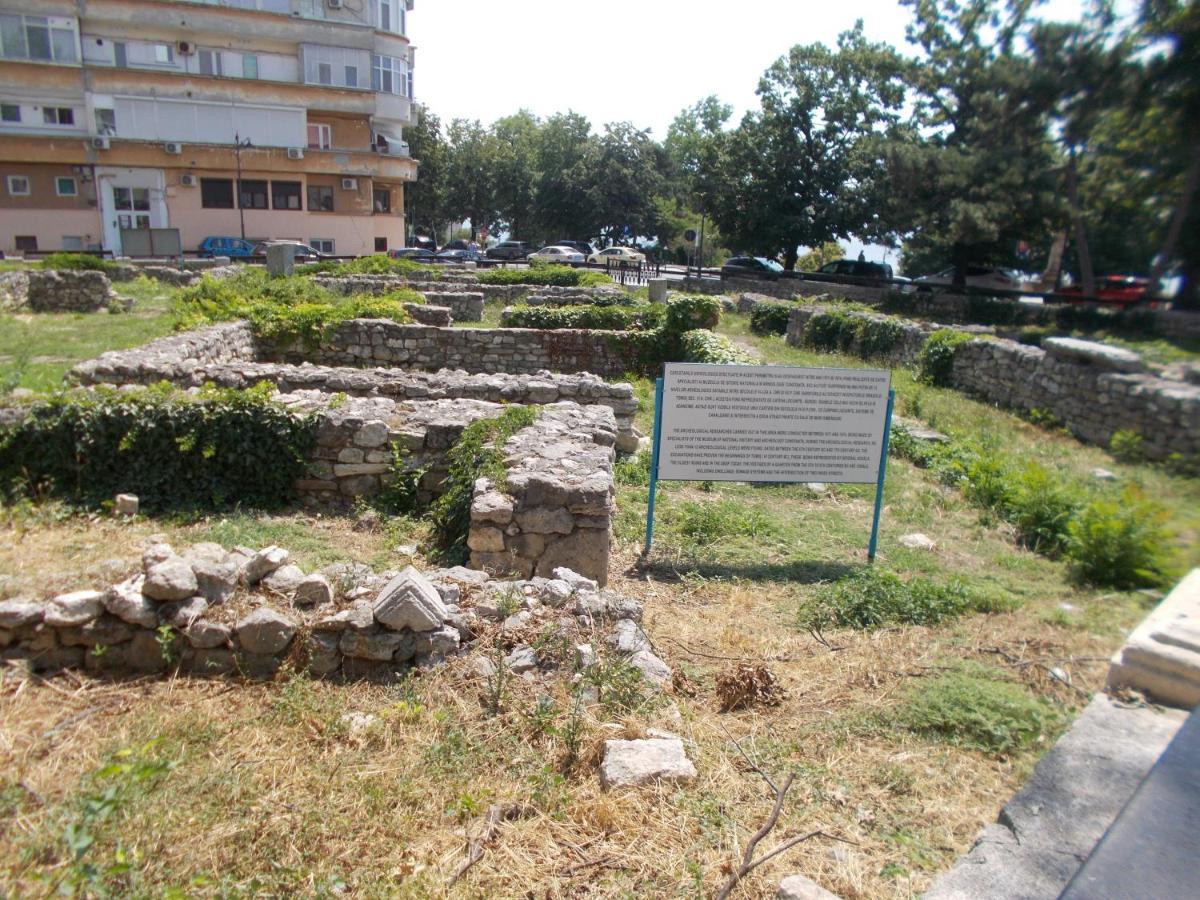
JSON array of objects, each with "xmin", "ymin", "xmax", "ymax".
[{"xmin": 198, "ymin": 236, "xmax": 256, "ymax": 258}]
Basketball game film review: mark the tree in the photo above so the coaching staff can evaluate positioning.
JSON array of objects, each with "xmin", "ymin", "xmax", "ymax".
[
  {"xmin": 708, "ymin": 23, "xmax": 908, "ymax": 268},
  {"xmin": 588, "ymin": 122, "xmax": 667, "ymax": 246},
  {"xmin": 444, "ymin": 119, "xmax": 501, "ymax": 240},
  {"xmin": 404, "ymin": 105, "xmax": 450, "ymax": 242},
  {"xmin": 887, "ymin": 0, "xmax": 1062, "ymax": 282},
  {"xmin": 533, "ymin": 112, "xmax": 598, "ymax": 242},
  {"xmin": 491, "ymin": 110, "xmax": 540, "ymax": 242}
]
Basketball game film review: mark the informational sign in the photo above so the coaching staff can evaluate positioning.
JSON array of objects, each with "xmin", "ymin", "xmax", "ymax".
[{"xmin": 657, "ymin": 363, "xmax": 891, "ymax": 484}]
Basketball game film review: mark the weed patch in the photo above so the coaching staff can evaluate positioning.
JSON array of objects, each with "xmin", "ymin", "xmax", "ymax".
[{"xmin": 803, "ymin": 568, "xmax": 991, "ymax": 630}]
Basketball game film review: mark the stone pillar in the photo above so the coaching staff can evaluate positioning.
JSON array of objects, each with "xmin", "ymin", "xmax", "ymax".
[
  {"xmin": 648, "ymin": 278, "xmax": 669, "ymax": 303},
  {"xmin": 265, "ymin": 244, "xmax": 295, "ymax": 277}
]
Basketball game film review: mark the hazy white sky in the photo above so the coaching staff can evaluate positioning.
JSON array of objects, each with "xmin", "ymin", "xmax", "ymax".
[{"xmin": 412, "ymin": 0, "xmax": 1116, "ymax": 138}]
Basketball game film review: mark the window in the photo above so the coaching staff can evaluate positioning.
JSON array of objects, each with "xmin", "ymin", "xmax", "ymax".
[
  {"xmin": 200, "ymin": 178, "xmax": 234, "ymax": 209},
  {"xmin": 375, "ymin": 237, "xmax": 388, "ymax": 252},
  {"xmin": 271, "ymin": 180, "xmax": 301, "ymax": 210},
  {"xmin": 371, "ymin": 55, "xmax": 405, "ymax": 94},
  {"xmin": 302, "ymin": 44, "xmax": 367, "ymax": 88},
  {"xmin": 14, "ymin": 236, "xmax": 37, "ymax": 252},
  {"xmin": 311, "ymin": 238, "xmax": 334, "ymax": 254},
  {"xmin": 62, "ymin": 236, "xmax": 83, "ymax": 251},
  {"xmin": 238, "ymin": 179, "xmax": 268, "ymax": 209},
  {"xmin": 94, "ymin": 108, "xmax": 115, "ymax": 135},
  {"xmin": 199, "ymin": 49, "xmax": 222, "ymax": 76},
  {"xmin": 317, "ymin": 62, "xmax": 331, "ymax": 85},
  {"xmin": 153, "ymin": 43, "xmax": 173, "ymax": 64},
  {"xmin": 43, "ymin": 107, "xmax": 74, "ymax": 126},
  {"xmin": 344, "ymin": 64, "xmax": 357, "ymax": 87},
  {"xmin": 242, "ymin": 54, "xmax": 257, "ymax": 79},
  {"xmin": 113, "ymin": 41, "xmax": 126, "ymax": 67},
  {"xmin": 113, "ymin": 186, "xmax": 150, "ymax": 211},
  {"xmin": 55, "ymin": 176, "xmax": 76, "ymax": 196},
  {"xmin": 307, "ymin": 184, "xmax": 333, "ymax": 211},
  {"xmin": 0, "ymin": 15, "xmax": 78, "ymax": 63},
  {"xmin": 7, "ymin": 175, "xmax": 30, "ymax": 196},
  {"xmin": 307, "ymin": 123, "xmax": 331, "ymax": 150},
  {"xmin": 407, "ymin": 67, "xmax": 413, "ymax": 99},
  {"xmin": 1, "ymin": 104, "xmax": 19, "ymax": 122},
  {"xmin": 373, "ymin": 188, "xmax": 391, "ymax": 213}
]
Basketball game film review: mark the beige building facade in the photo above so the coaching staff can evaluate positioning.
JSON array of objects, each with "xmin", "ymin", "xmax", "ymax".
[{"xmin": 0, "ymin": 0, "xmax": 418, "ymax": 257}]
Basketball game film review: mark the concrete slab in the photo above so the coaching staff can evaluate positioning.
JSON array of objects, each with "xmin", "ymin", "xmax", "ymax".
[{"xmin": 923, "ymin": 694, "xmax": 1185, "ymax": 900}]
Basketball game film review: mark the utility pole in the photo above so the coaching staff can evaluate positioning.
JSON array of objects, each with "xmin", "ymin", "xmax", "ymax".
[{"xmin": 233, "ymin": 131, "xmax": 252, "ymax": 241}]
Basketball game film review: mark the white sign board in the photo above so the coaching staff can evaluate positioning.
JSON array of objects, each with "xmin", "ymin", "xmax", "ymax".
[{"xmin": 658, "ymin": 363, "xmax": 891, "ymax": 484}]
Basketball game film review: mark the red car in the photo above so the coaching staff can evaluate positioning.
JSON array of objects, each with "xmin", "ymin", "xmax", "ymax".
[{"xmin": 1059, "ymin": 275, "xmax": 1154, "ymax": 308}]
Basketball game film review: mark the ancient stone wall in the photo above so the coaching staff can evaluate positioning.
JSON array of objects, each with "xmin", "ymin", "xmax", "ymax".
[
  {"xmin": 109, "ymin": 265, "xmax": 201, "ymax": 287},
  {"xmin": 25, "ymin": 270, "xmax": 115, "ymax": 312},
  {"xmin": 0, "ymin": 270, "xmax": 29, "ymax": 310},
  {"xmin": 683, "ymin": 275, "xmax": 886, "ymax": 304},
  {"xmin": 783, "ymin": 305, "xmax": 1200, "ymax": 460},
  {"xmin": 784, "ymin": 304, "xmax": 934, "ymax": 367},
  {"xmin": 70, "ymin": 321, "xmax": 259, "ymax": 385},
  {"xmin": 416, "ymin": 292, "xmax": 484, "ymax": 321},
  {"xmin": 292, "ymin": 319, "xmax": 646, "ymax": 379},
  {"xmin": 469, "ymin": 403, "xmax": 616, "ymax": 585}
]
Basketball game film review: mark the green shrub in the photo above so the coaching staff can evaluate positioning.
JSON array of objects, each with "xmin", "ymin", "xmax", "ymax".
[
  {"xmin": 615, "ymin": 449, "xmax": 651, "ymax": 485},
  {"xmin": 39, "ymin": 252, "xmax": 118, "ymax": 272},
  {"xmin": 1008, "ymin": 463, "xmax": 1082, "ymax": 556},
  {"xmin": 0, "ymin": 383, "xmax": 313, "ymax": 512},
  {"xmin": 501, "ymin": 303, "xmax": 664, "ymax": 331},
  {"xmin": 679, "ymin": 330, "xmax": 757, "ymax": 365},
  {"xmin": 1067, "ymin": 487, "xmax": 1170, "ymax": 588},
  {"xmin": 896, "ymin": 664, "xmax": 1060, "ymax": 754},
  {"xmin": 672, "ymin": 498, "xmax": 780, "ymax": 545},
  {"xmin": 476, "ymin": 266, "xmax": 612, "ymax": 288},
  {"xmin": 749, "ymin": 303, "xmax": 792, "ymax": 335},
  {"xmin": 427, "ymin": 405, "xmax": 541, "ymax": 564},
  {"xmin": 303, "ymin": 255, "xmax": 437, "ymax": 278},
  {"xmin": 804, "ymin": 309, "xmax": 859, "ymax": 352},
  {"xmin": 1108, "ymin": 429, "xmax": 1144, "ymax": 463},
  {"xmin": 856, "ymin": 316, "xmax": 909, "ymax": 359},
  {"xmin": 917, "ymin": 329, "xmax": 975, "ymax": 386},
  {"xmin": 174, "ymin": 269, "xmax": 416, "ymax": 346},
  {"xmin": 804, "ymin": 569, "xmax": 983, "ymax": 630},
  {"xmin": 664, "ymin": 294, "xmax": 721, "ymax": 332}
]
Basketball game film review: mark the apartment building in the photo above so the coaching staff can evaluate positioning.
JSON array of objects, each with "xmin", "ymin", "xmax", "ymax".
[{"xmin": 0, "ymin": 0, "xmax": 418, "ymax": 257}]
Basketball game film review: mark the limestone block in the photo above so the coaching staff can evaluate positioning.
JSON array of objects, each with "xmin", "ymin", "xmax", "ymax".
[
  {"xmin": 373, "ymin": 566, "xmax": 448, "ymax": 631},
  {"xmin": 599, "ymin": 738, "xmax": 697, "ymax": 789},
  {"xmin": 158, "ymin": 596, "xmax": 209, "ymax": 628},
  {"xmin": 471, "ymin": 490, "xmax": 514, "ymax": 525},
  {"xmin": 467, "ymin": 527, "xmax": 506, "ymax": 553},
  {"xmin": 340, "ymin": 629, "xmax": 412, "ymax": 661},
  {"xmin": 45, "ymin": 590, "xmax": 106, "ymax": 627},
  {"xmin": 143, "ymin": 558, "xmax": 200, "ymax": 601},
  {"xmin": 242, "ymin": 546, "xmax": 289, "ymax": 585},
  {"xmin": 293, "ymin": 574, "xmax": 334, "ymax": 608},
  {"xmin": 0, "ymin": 598, "xmax": 44, "ymax": 629},
  {"xmin": 191, "ymin": 559, "xmax": 238, "ymax": 604},
  {"xmin": 184, "ymin": 619, "xmax": 231, "ymax": 649},
  {"xmin": 114, "ymin": 493, "xmax": 139, "ymax": 516},
  {"xmin": 535, "ymin": 529, "xmax": 611, "ymax": 586},
  {"xmin": 514, "ymin": 507, "xmax": 575, "ymax": 534},
  {"xmin": 262, "ymin": 564, "xmax": 306, "ymax": 595},
  {"xmin": 235, "ymin": 608, "xmax": 297, "ymax": 656},
  {"xmin": 778, "ymin": 874, "xmax": 841, "ymax": 900}
]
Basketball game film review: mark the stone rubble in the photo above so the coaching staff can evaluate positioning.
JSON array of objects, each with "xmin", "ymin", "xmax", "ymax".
[{"xmin": 599, "ymin": 738, "xmax": 698, "ymax": 789}]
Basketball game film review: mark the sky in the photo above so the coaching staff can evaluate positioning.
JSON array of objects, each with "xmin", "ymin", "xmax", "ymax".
[{"xmin": 411, "ymin": 0, "xmax": 1119, "ymax": 140}]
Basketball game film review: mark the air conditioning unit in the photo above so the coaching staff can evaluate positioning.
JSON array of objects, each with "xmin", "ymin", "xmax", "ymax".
[
  {"xmin": 327, "ymin": 0, "xmax": 345, "ymax": 9},
  {"xmin": 287, "ymin": 147, "xmax": 304, "ymax": 160},
  {"xmin": 177, "ymin": 41, "xmax": 194, "ymax": 55},
  {"xmin": 164, "ymin": 141, "xmax": 183, "ymax": 155},
  {"xmin": 180, "ymin": 173, "xmax": 197, "ymax": 187},
  {"xmin": 340, "ymin": 177, "xmax": 358, "ymax": 190},
  {"xmin": 91, "ymin": 136, "xmax": 110, "ymax": 150},
  {"xmin": 395, "ymin": 141, "xmax": 410, "ymax": 156}
]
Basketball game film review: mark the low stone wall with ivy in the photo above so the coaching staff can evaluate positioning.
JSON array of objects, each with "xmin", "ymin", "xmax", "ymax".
[
  {"xmin": 70, "ymin": 322, "xmax": 260, "ymax": 385},
  {"xmin": 468, "ymin": 403, "xmax": 617, "ymax": 585},
  {"xmin": 784, "ymin": 304, "xmax": 1200, "ymax": 462}
]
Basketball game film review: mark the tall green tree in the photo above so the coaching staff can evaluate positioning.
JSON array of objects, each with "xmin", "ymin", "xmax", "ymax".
[
  {"xmin": 403, "ymin": 104, "xmax": 450, "ymax": 242},
  {"xmin": 533, "ymin": 112, "xmax": 598, "ymax": 242},
  {"xmin": 491, "ymin": 110, "xmax": 541, "ymax": 241},
  {"xmin": 444, "ymin": 119, "xmax": 501, "ymax": 240},
  {"xmin": 888, "ymin": 0, "xmax": 1062, "ymax": 281},
  {"xmin": 709, "ymin": 23, "xmax": 908, "ymax": 268},
  {"xmin": 588, "ymin": 122, "xmax": 667, "ymax": 245}
]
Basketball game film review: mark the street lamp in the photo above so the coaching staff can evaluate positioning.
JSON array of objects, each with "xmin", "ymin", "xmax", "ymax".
[{"xmin": 233, "ymin": 131, "xmax": 252, "ymax": 241}]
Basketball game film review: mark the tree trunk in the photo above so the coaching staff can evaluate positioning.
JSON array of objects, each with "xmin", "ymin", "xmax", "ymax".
[
  {"xmin": 1066, "ymin": 149, "xmax": 1095, "ymax": 296},
  {"xmin": 783, "ymin": 245, "xmax": 798, "ymax": 271},
  {"xmin": 951, "ymin": 244, "xmax": 968, "ymax": 287},
  {"xmin": 1040, "ymin": 232, "xmax": 1068, "ymax": 291},
  {"xmin": 1149, "ymin": 136, "xmax": 1200, "ymax": 298}
]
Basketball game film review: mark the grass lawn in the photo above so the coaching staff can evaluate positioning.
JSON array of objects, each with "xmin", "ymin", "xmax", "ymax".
[
  {"xmin": 0, "ymin": 297, "xmax": 1196, "ymax": 897},
  {"xmin": 0, "ymin": 277, "xmax": 179, "ymax": 392}
]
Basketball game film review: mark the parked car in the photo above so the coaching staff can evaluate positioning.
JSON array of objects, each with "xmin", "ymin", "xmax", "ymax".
[
  {"xmin": 556, "ymin": 240, "xmax": 596, "ymax": 257},
  {"xmin": 528, "ymin": 245, "xmax": 585, "ymax": 265},
  {"xmin": 914, "ymin": 265, "xmax": 1024, "ymax": 292},
  {"xmin": 411, "ymin": 235, "xmax": 437, "ymax": 251},
  {"xmin": 588, "ymin": 246, "xmax": 646, "ymax": 266},
  {"xmin": 486, "ymin": 240, "xmax": 531, "ymax": 260},
  {"xmin": 251, "ymin": 240, "xmax": 325, "ymax": 261},
  {"xmin": 389, "ymin": 247, "xmax": 437, "ymax": 260},
  {"xmin": 721, "ymin": 256, "xmax": 785, "ymax": 281},
  {"xmin": 433, "ymin": 248, "xmax": 482, "ymax": 264},
  {"xmin": 813, "ymin": 259, "xmax": 895, "ymax": 281},
  {"xmin": 1059, "ymin": 275, "xmax": 1153, "ymax": 308},
  {"xmin": 198, "ymin": 236, "xmax": 256, "ymax": 258},
  {"xmin": 442, "ymin": 239, "xmax": 474, "ymax": 252}
]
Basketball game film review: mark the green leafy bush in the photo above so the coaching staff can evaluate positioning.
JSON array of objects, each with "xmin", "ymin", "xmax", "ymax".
[
  {"xmin": 917, "ymin": 329, "xmax": 975, "ymax": 386},
  {"xmin": 897, "ymin": 664, "xmax": 1060, "ymax": 754},
  {"xmin": 803, "ymin": 309, "xmax": 859, "ymax": 352},
  {"xmin": 804, "ymin": 569, "xmax": 985, "ymax": 630},
  {"xmin": 679, "ymin": 330, "xmax": 757, "ymax": 365},
  {"xmin": 501, "ymin": 303, "xmax": 664, "ymax": 331},
  {"xmin": 664, "ymin": 294, "xmax": 721, "ymax": 332},
  {"xmin": 856, "ymin": 317, "xmax": 909, "ymax": 359},
  {"xmin": 749, "ymin": 303, "xmax": 792, "ymax": 335},
  {"xmin": 174, "ymin": 269, "xmax": 416, "ymax": 346},
  {"xmin": 1008, "ymin": 463, "xmax": 1082, "ymax": 555},
  {"xmin": 303, "ymin": 255, "xmax": 437, "ymax": 278},
  {"xmin": 40, "ymin": 252, "xmax": 118, "ymax": 272},
  {"xmin": 1067, "ymin": 487, "xmax": 1170, "ymax": 587},
  {"xmin": 428, "ymin": 405, "xmax": 541, "ymax": 564},
  {"xmin": 615, "ymin": 449, "xmax": 651, "ymax": 485},
  {"xmin": 1108, "ymin": 429, "xmax": 1144, "ymax": 463},
  {"xmin": 672, "ymin": 498, "xmax": 781, "ymax": 544},
  {"xmin": 476, "ymin": 266, "xmax": 612, "ymax": 288},
  {"xmin": 0, "ymin": 383, "xmax": 313, "ymax": 512}
]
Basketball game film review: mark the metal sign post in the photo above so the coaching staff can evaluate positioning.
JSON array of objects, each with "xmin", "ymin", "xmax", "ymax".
[
  {"xmin": 643, "ymin": 376, "xmax": 665, "ymax": 555},
  {"xmin": 867, "ymin": 388, "xmax": 896, "ymax": 563}
]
